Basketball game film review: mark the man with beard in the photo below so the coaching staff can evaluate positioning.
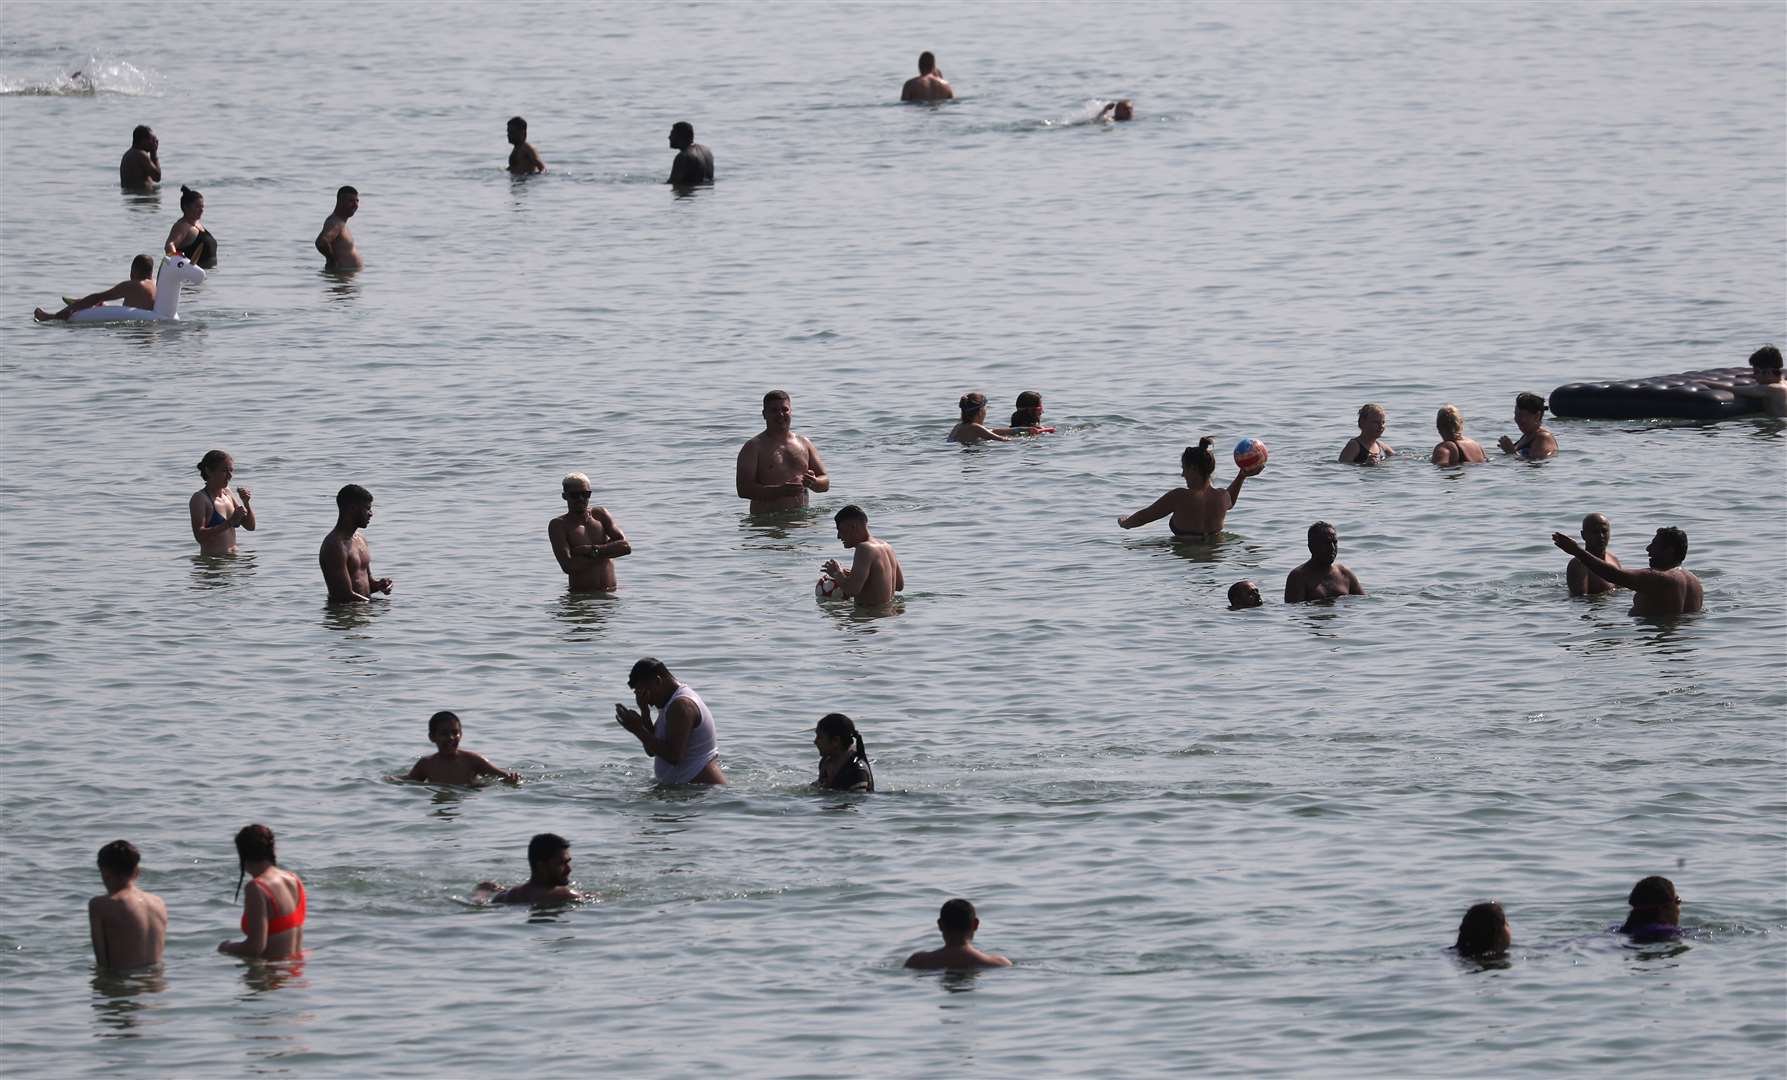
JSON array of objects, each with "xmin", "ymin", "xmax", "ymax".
[
  {"xmin": 1552, "ymin": 526, "xmax": 1702, "ymax": 617},
  {"xmin": 475, "ymin": 834, "xmax": 582, "ymax": 906},
  {"xmin": 319, "ymin": 483, "xmax": 392, "ymax": 603}
]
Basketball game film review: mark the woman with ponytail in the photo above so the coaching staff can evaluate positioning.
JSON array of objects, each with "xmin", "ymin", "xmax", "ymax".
[
  {"xmin": 1117, "ymin": 436, "xmax": 1261, "ymax": 540},
  {"xmin": 813, "ymin": 713, "xmax": 874, "ymax": 793},
  {"xmin": 164, "ymin": 186, "xmax": 217, "ymax": 268},
  {"xmin": 218, "ymin": 824, "xmax": 306, "ymax": 959}
]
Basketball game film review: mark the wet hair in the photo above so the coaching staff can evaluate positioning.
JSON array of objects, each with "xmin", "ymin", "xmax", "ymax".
[
  {"xmin": 131, "ymin": 254, "xmax": 154, "ymax": 280},
  {"xmin": 1358, "ymin": 403, "xmax": 1386, "ymax": 425},
  {"xmin": 97, "ymin": 839, "xmax": 141, "ymax": 877},
  {"xmin": 1011, "ymin": 390, "xmax": 1043, "ymax": 427},
  {"xmin": 627, "ymin": 656, "xmax": 671, "ymax": 688},
  {"xmin": 1181, "ymin": 437, "xmax": 1217, "ymax": 478},
  {"xmin": 938, "ymin": 897, "xmax": 976, "ymax": 935},
  {"xmin": 817, "ymin": 712, "xmax": 874, "ymax": 791},
  {"xmin": 1749, "ymin": 344, "xmax": 1782, "ymax": 371},
  {"xmin": 232, "ymin": 823, "xmax": 277, "ymax": 900},
  {"xmin": 428, "ymin": 710, "xmax": 459, "ymax": 736},
  {"xmin": 1654, "ymin": 526, "xmax": 1688, "ymax": 564},
  {"xmin": 336, "ymin": 483, "xmax": 372, "ymax": 508},
  {"xmin": 763, "ymin": 389, "xmax": 790, "ymax": 408},
  {"xmin": 337, "ymin": 185, "xmax": 358, "ymax": 201},
  {"xmin": 1454, "ymin": 901, "xmax": 1508, "ymax": 956},
  {"xmin": 1437, "ymin": 404, "xmax": 1464, "ymax": 436},
  {"xmin": 132, "ymin": 124, "xmax": 153, "ymax": 144},
  {"xmin": 1308, "ymin": 520, "xmax": 1337, "ymax": 545},
  {"xmin": 958, "ymin": 392, "xmax": 988, "ymax": 420},
  {"xmin": 526, "ymin": 832, "xmax": 569, "ymax": 871},
  {"xmin": 196, "ymin": 448, "xmax": 231, "ymax": 478},
  {"xmin": 1627, "ymin": 875, "xmax": 1678, "ymax": 910},
  {"xmin": 1515, "ymin": 392, "xmax": 1547, "ymax": 416},
  {"xmin": 834, "ymin": 504, "xmax": 868, "ymax": 527},
  {"xmin": 918, "ymin": 51, "xmax": 937, "ymax": 74},
  {"xmin": 562, "ymin": 471, "xmax": 591, "ymax": 492}
]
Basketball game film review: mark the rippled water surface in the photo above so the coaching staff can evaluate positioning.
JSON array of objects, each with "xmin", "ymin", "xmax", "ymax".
[{"xmin": 2, "ymin": 2, "xmax": 1784, "ymax": 1077}]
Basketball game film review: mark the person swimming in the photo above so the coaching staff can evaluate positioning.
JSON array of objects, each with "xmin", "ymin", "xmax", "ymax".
[
  {"xmin": 1430, "ymin": 404, "xmax": 1488, "ymax": 465},
  {"xmin": 1097, "ymin": 99, "xmax": 1134, "ymax": 122},
  {"xmin": 904, "ymin": 898, "xmax": 1011, "ymax": 970},
  {"xmin": 1618, "ymin": 875, "xmax": 1682, "ymax": 940},
  {"xmin": 1117, "ymin": 436, "xmax": 1260, "ymax": 540},
  {"xmin": 947, "ymin": 392, "xmax": 1011, "ymax": 444},
  {"xmin": 1227, "ymin": 580, "xmax": 1262, "ymax": 609},
  {"xmin": 1339, "ymin": 403, "xmax": 1393, "ymax": 463},
  {"xmin": 1007, "ymin": 390, "xmax": 1056, "ymax": 434},
  {"xmin": 476, "ymin": 833, "xmax": 583, "ymax": 906},
  {"xmin": 813, "ymin": 713, "xmax": 874, "ymax": 792},
  {"xmin": 1454, "ymin": 901, "xmax": 1511, "ymax": 958}
]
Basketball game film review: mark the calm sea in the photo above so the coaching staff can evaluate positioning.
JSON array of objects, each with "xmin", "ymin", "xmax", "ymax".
[{"xmin": 2, "ymin": 2, "xmax": 1783, "ymax": 1076}]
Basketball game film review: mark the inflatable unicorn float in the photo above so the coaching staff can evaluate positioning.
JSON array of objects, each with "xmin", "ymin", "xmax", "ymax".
[{"xmin": 34, "ymin": 254, "xmax": 206, "ymax": 323}]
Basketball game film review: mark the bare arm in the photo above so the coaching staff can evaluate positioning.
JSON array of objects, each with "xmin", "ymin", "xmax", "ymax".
[
  {"xmin": 146, "ymin": 154, "xmax": 161, "ymax": 182},
  {"xmin": 219, "ymin": 884, "xmax": 267, "ymax": 957},
  {"xmin": 165, "ymin": 220, "xmax": 192, "ymax": 255},
  {"xmin": 1225, "ymin": 463, "xmax": 1261, "ymax": 508},
  {"xmin": 190, "ymin": 491, "xmax": 246, "ymax": 540},
  {"xmin": 588, "ymin": 509, "xmax": 631, "ymax": 559},
  {"xmin": 1431, "ymin": 443, "xmax": 1456, "ymax": 465},
  {"xmin": 548, "ymin": 518, "xmax": 576, "ymax": 573},
  {"xmin": 315, "ymin": 220, "xmax": 340, "ymax": 259},
  {"xmin": 1343, "ymin": 567, "xmax": 1365, "ymax": 596},
  {"xmin": 68, "ymin": 281, "xmax": 136, "ymax": 313},
  {"xmin": 1119, "ymin": 489, "xmax": 1178, "ymax": 530},
  {"xmin": 839, "ymin": 545, "xmax": 873, "ymax": 599},
  {"xmin": 88, "ymin": 900, "xmax": 108, "ymax": 966},
  {"xmin": 237, "ymin": 488, "xmax": 255, "ymax": 531},
  {"xmin": 467, "ymin": 751, "xmax": 521, "ymax": 783},
  {"xmin": 1567, "ymin": 559, "xmax": 1588, "ymax": 596},
  {"xmin": 802, "ymin": 439, "xmax": 830, "ymax": 492},
  {"xmin": 1552, "ymin": 534, "xmax": 1651, "ymax": 593},
  {"xmin": 1285, "ymin": 573, "xmax": 1306, "ymax": 604}
]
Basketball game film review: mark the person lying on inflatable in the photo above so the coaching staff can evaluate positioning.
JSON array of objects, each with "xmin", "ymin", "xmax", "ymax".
[
  {"xmin": 34, "ymin": 254, "xmax": 155, "ymax": 322},
  {"xmin": 33, "ymin": 254, "xmax": 205, "ymax": 323}
]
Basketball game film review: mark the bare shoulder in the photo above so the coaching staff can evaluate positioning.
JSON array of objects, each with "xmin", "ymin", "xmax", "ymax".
[{"xmin": 903, "ymin": 950, "xmax": 938, "ymax": 969}]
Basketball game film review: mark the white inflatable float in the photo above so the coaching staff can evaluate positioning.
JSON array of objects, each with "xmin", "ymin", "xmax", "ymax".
[{"xmin": 65, "ymin": 255, "xmax": 205, "ymax": 323}]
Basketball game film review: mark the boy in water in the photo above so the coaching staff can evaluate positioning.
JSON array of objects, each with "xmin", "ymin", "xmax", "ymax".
[
  {"xmin": 904, "ymin": 898, "xmax": 1012, "ymax": 970},
  {"xmin": 394, "ymin": 711, "xmax": 520, "ymax": 785},
  {"xmin": 507, "ymin": 116, "xmax": 545, "ymax": 174},
  {"xmin": 88, "ymin": 840, "xmax": 167, "ymax": 969},
  {"xmin": 35, "ymin": 254, "xmax": 156, "ymax": 321}
]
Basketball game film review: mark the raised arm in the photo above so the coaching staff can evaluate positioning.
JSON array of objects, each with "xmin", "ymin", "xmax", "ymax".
[
  {"xmin": 1118, "ymin": 489, "xmax": 1177, "ymax": 530},
  {"xmin": 237, "ymin": 488, "xmax": 256, "ymax": 531},
  {"xmin": 1225, "ymin": 462, "xmax": 1261, "ymax": 508},
  {"xmin": 1552, "ymin": 534, "xmax": 1649, "ymax": 593}
]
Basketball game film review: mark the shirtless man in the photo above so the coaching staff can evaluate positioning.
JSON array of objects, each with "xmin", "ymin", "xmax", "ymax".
[
  {"xmin": 34, "ymin": 254, "xmax": 155, "ymax": 322},
  {"xmin": 822, "ymin": 504, "xmax": 904, "ymax": 606},
  {"xmin": 474, "ymin": 833, "xmax": 581, "ymax": 906},
  {"xmin": 1733, "ymin": 344, "xmax": 1786, "ymax": 417},
  {"xmin": 1566, "ymin": 513, "xmax": 1621, "ymax": 596},
  {"xmin": 319, "ymin": 483, "xmax": 392, "ymax": 603},
  {"xmin": 507, "ymin": 116, "xmax": 546, "ymax": 174},
  {"xmin": 904, "ymin": 899, "xmax": 1011, "ymax": 970},
  {"xmin": 736, "ymin": 390, "xmax": 829, "ymax": 512},
  {"xmin": 1285, "ymin": 521, "xmax": 1365, "ymax": 603},
  {"xmin": 901, "ymin": 51, "xmax": 954, "ymax": 102},
  {"xmin": 314, "ymin": 186, "xmax": 362, "ymax": 271},
  {"xmin": 88, "ymin": 840, "xmax": 167, "ymax": 969},
  {"xmin": 120, "ymin": 125, "xmax": 160, "ymax": 190},
  {"xmin": 1498, "ymin": 392, "xmax": 1558, "ymax": 459},
  {"xmin": 549, "ymin": 472, "xmax": 631, "ymax": 592},
  {"xmin": 1552, "ymin": 526, "xmax": 1702, "ymax": 617},
  {"xmin": 667, "ymin": 121, "xmax": 714, "ymax": 187}
]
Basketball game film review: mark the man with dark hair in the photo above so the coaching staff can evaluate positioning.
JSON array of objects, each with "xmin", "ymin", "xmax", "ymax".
[
  {"xmin": 1733, "ymin": 344, "xmax": 1785, "ymax": 417},
  {"xmin": 614, "ymin": 657, "xmax": 726, "ymax": 785},
  {"xmin": 476, "ymin": 833, "xmax": 581, "ymax": 905},
  {"xmin": 901, "ymin": 51, "xmax": 954, "ymax": 102},
  {"xmin": 34, "ymin": 255, "xmax": 156, "ymax": 322},
  {"xmin": 823, "ymin": 504, "xmax": 904, "ymax": 606},
  {"xmin": 319, "ymin": 483, "xmax": 392, "ymax": 603},
  {"xmin": 736, "ymin": 390, "xmax": 829, "ymax": 513},
  {"xmin": 315, "ymin": 185, "xmax": 362, "ymax": 270},
  {"xmin": 1498, "ymin": 391, "xmax": 1557, "ymax": 459},
  {"xmin": 904, "ymin": 899, "xmax": 1011, "ymax": 969},
  {"xmin": 1285, "ymin": 521, "xmax": 1365, "ymax": 603},
  {"xmin": 120, "ymin": 125, "xmax": 160, "ymax": 190},
  {"xmin": 507, "ymin": 116, "xmax": 545, "ymax": 174},
  {"xmin": 1618, "ymin": 875, "xmax": 1681, "ymax": 940},
  {"xmin": 1552, "ymin": 525, "xmax": 1701, "ymax": 617},
  {"xmin": 88, "ymin": 840, "xmax": 167, "ymax": 968},
  {"xmin": 666, "ymin": 121, "xmax": 713, "ymax": 187},
  {"xmin": 1565, "ymin": 513, "xmax": 1622, "ymax": 596},
  {"xmin": 1227, "ymin": 580, "xmax": 1262, "ymax": 610}
]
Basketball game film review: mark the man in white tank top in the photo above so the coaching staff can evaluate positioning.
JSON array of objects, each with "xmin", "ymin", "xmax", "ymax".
[{"xmin": 613, "ymin": 657, "xmax": 726, "ymax": 785}]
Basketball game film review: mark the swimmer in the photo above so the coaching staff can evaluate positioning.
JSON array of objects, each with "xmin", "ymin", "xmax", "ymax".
[
  {"xmin": 1550, "ymin": 526, "xmax": 1702, "ymax": 617},
  {"xmin": 822, "ymin": 504, "xmax": 905, "ymax": 606},
  {"xmin": 1008, "ymin": 390, "xmax": 1055, "ymax": 434},
  {"xmin": 1453, "ymin": 901, "xmax": 1511, "ymax": 958},
  {"xmin": 1498, "ymin": 392, "xmax": 1557, "ymax": 459},
  {"xmin": 189, "ymin": 449, "xmax": 254, "ymax": 554},
  {"xmin": 1565, "ymin": 513, "xmax": 1621, "ymax": 596},
  {"xmin": 475, "ymin": 833, "xmax": 581, "ymax": 906},
  {"xmin": 667, "ymin": 121, "xmax": 714, "ymax": 187},
  {"xmin": 218, "ymin": 825, "xmax": 305, "ymax": 959},
  {"xmin": 164, "ymin": 186, "xmax": 216, "ymax": 268},
  {"xmin": 1227, "ymin": 580, "xmax": 1262, "ymax": 609},
  {"xmin": 120, "ymin": 125, "xmax": 160, "ymax": 190},
  {"xmin": 34, "ymin": 254, "xmax": 155, "ymax": 322},
  {"xmin": 813, "ymin": 712, "xmax": 875, "ymax": 792},
  {"xmin": 613, "ymin": 657, "xmax": 727, "ymax": 785},
  {"xmin": 901, "ymin": 51, "xmax": 954, "ymax": 102},
  {"xmin": 948, "ymin": 392, "xmax": 1011, "ymax": 444},
  {"xmin": 736, "ymin": 390, "xmax": 829, "ymax": 512},
  {"xmin": 1430, "ymin": 404, "xmax": 1488, "ymax": 465},
  {"xmin": 904, "ymin": 899, "xmax": 1012, "ymax": 970},
  {"xmin": 1284, "ymin": 520, "xmax": 1366, "ymax": 603},
  {"xmin": 1338, "ymin": 403, "xmax": 1394, "ymax": 463},
  {"xmin": 549, "ymin": 472, "xmax": 631, "ymax": 592},
  {"xmin": 506, "ymin": 115, "xmax": 545, "ymax": 174},
  {"xmin": 1732, "ymin": 344, "xmax": 1786, "ymax": 417},
  {"xmin": 315, "ymin": 185, "xmax": 362, "ymax": 271},
  {"xmin": 393, "ymin": 711, "xmax": 520, "ymax": 785},
  {"xmin": 319, "ymin": 483, "xmax": 392, "ymax": 603},
  {"xmin": 1118, "ymin": 436, "xmax": 1261, "ymax": 540},
  {"xmin": 1618, "ymin": 875, "xmax": 1681, "ymax": 940},
  {"xmin": 1097, "ymin": 99, "xmax": 1134, "ymax": 122},
  {"xmin": 88, "ymin": 840, "xmax": 167, "ymax": 969}
]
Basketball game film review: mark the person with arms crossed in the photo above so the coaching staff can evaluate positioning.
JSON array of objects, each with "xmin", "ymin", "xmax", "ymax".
[
  {"xmin": 549, "ymin": 472, "xmax": 630, "ymax": 591},
  {"xmin": 190, "ymin": 449, "xmax": 254, "ymax": 554}
]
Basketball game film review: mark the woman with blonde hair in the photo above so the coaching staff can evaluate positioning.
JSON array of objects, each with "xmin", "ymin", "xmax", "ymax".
[{"xmin": 1431, "ymin": 405, "xmax": 1488, "ymax": 465}]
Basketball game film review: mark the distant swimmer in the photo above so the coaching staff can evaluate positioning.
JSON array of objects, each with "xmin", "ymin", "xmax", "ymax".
[
  {"xmin": 315, "ymin": 185, "xmax": 362, "ymax": 271},
  {"xmin": 904, "ymin": 899, "xmax": 1012, "ymax": 970},
  {"xmin": 475, "ymin": 833, "xmax": 581, "ymax": 906},
  {"xmin": 1550, "ymin": 525, "xmax": 1701, "ymax": 617},
  {"xmin": 119, "ymin": 125, "xmax": 160, "ymax": 190},
  {"xmin": 1430, "ymin": 404, "xmax": 1488, "ymax": 465},
  {"xmin": 667, "ymin": 121, "xmax": 714, "ymax": 187},
  {"xmin": 614, "ymin": 657, "xmax": 727, "ymax": 785},
  {"xmin": 736, "ymin": 390, "xmax": 829, "ymax": 512},
  {"xmin": 1618, "ymin": 875, "xmax": 1681, "ymax": 941},
  {"xmin": 506, "ymin": 115, "xmax": 545, "ymax": 174},
  {"xmin": 1284, "ymin": 520, "xmax": 1365, "ymax": 603},
  {"xmin": 1097, "ymin": 99, "xmax": 1134, "ymax": 122},
  {"xmin": 901, "ymin": 51, "xmax": 954, "ymax": 102},
  {"xmin": 34, "ymin": 254, "xmax": 154, "ymax": 322},
  {"xmin": 1118, "ymin": 437, "xmax": 1261, "ymax": 540},
  {"xmin": 189, "ymin": 449, "xmax": 255, "ymax": 555},
  {"xmin": 549, "ymin": 472, "xmax": 631, "ymax": 592},
  {"xmin": 1565, "ymin": 513, "xmax": 1621, "ymax": 596},
  {"xmin": 1454, "ymin": 901, "xmax": 1511, "ymax": 959},
  {"xmin": 813, "ymin": 712, "xmax": 875, "ymax": 792},
  {"xmin": 319, "ymin": 483, "xmax": 392, "ymax": 603},
  {"xmin": 89, "ymin": 840, "xmax": 167, "ymax": 970},
  {"xmin": 948, "ymin": 392, "xmax": 1011, "ymax": 444},
  {"xmin": 1733, "ymin": 344, "xmax": 1786, "ymax": 417},
  {"xmin": 1498, "ymin": 392, "xmax": 1557, "ymax": 459},
  {"xmin": 218, "ymin": 825, "xmax": 305, "ymax": 959},
  {"xmin": 1227, "ymin": 580, "xmax": 1262, "ymax": 609},
  {"xmin": 1339, "ymin": 403, "xmax": 1394, "ymax": 463},
  {"xmin": 1008, "ymin": 390, "xmax": 1056, "ymax": 434},
  {"xmin": 822, "ymin": 504, "xmax": 905, "ymax": 606},
  {"xmin": 393, "ymin": 711, "xmax": 520, "ymax": 786},
  {"xmin": 164, "ymin": 186, "xmax": 217, "ymax": 268}
]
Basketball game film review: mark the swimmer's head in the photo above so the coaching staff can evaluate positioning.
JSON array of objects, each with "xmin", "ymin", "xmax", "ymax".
[
  {"xmin": 1646, "ymin": 527, "xmax": 1687, "ymax": 570},
  {"xmin": 1228, "ymin": 580, "xmax": 1261, "ymax": 609},
  {"xmin": 1514, "ymin": 392, "xmax": 1547, "ymax": 432},
  {"xmin": 131, "ymin": 254, "xmax": 154, "ymax": 280},
  {"xmin": 1436, "ymin": 403, "xmax": 1464, "ymax": 437},
  {"xmin": 1358, "ymin": 403, "xmax": 1386, "ymax": 439},
  {"xmin": 336, "ymin": 185, "xmax": 359, "ymax": 217},
  {"xmin": 428, "ymin": 710, "xmax": 461, "ymax": 749},
  {"xmin": 131, "ymin": 124, "xmax": 155, "ymax": 149},
  {"xmin": 1307, "ymin": 520, "xmax": 1338, "ymax": 563},
  {"xmin": 958, "ymin": 392, "xmax": 988, "ymax": 421},
  {"xmin": 1181, "ymin": 437, "xmax": 1217, "ymax": 481},
  {"xmin": 1011, "ymin": 390, "xmax": 1044, "ymax": 427},
  {"xmin": 97, "ymin": 839, "xmax": 141, "ymax": 887},
  {"xmin": 1454, "ymin": 901, "xmax": 1510, "ymax": 957},
  {"xmin": 1750, "ymin": 344, "xmax": 1783, "ymax": 384},
  {"xmin": 1113, "ymin": 99, "xmax": 1133, "ymax": 122},
  {"xmin": 179, "ymin": 185, "xmax": 203, "ymax": 216},
  {"xmin": 627, "ymin": 656, "xmax": 676, "ymax": 705},
  {"xmin": 670, "ymin": 121, "xmax": 695, "ymax": 149},
  {"xmin": 507, "ymin": 115, "xmax": 528, "ymax": 143},
  {"xmin": 232, "ymin": 824, "xmax": 277, "ymax": 899},
  {"xmin": 1581, "ymin": 513, "xmax": 1610, "ymax": 552},
  {"xmin": 562, "ymin": 472, "xmax": 592, "ymax": 502},
  {"xmin": 918, "ymin": 51, "xmax": 937, "ymax": 75},
  {"xmin": 834, "ymin": 503, "xmax": 869, "ymax": 545},
  {"xmin": 526, "ymin": 833, "xmax": 572, "ymax": 885},
  {"xmin": 938, "ymin": 897, "xmax": 978, "ymax": 941},
  {"xmin": 196, "ymin": 448, "xmax": 233, "ymax": 481}
]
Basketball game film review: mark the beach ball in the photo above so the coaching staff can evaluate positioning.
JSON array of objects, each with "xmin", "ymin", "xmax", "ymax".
[
  {"xmin": 816, "ymin": 576, "xmax": 843, "ymax": 600},
  {"xmin": 1234, "ymin": 437, "xmax": 1268, "ymax": 471}
]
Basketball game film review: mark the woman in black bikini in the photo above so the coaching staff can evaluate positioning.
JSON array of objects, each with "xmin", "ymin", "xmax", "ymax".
[
  {"xmin": 1338, "ymin": 403, "xmax": 1393, "ymax": 463},
  {"xmin": 1117, "ymin": 437, "xmax": 1260, "ymax": 540},
  {"xmin": 1430, "ymin": 405, "xmax": 1488, "ymax": 465},
  {"xmin": 164, "ymin": 186, "xmax": 217, "ymax": 268}
]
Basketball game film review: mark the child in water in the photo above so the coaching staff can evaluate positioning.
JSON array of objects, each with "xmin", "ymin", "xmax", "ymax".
[
  {"xmin": 1007, "ymin": 390, "xmax": 1056, "ymax": 435},
  {"xmin": 1338, "ymin": 403, "xmax": 1393, "ymax": 463},
  {"xmin": 813, "ymin": 713, "xmax": 874, "ymax": 792},
  {"xmin": 393, "ymin": 711, "xmax": 520, "ymax": 785}
]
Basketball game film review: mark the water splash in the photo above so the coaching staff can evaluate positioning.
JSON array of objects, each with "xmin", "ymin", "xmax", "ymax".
[{"xmin": 0, "ymin": 56, "xmax": 160, "ymax": 97}]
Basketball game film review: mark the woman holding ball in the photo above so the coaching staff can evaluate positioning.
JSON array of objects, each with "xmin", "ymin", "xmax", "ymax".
[{"xmin": 1118, "ymin": 436, "xmax": 1263, "ymax": 541}]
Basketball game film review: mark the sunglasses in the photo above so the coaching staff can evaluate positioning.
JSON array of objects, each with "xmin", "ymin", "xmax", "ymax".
[{"xmin": 563, "ymin": 490, "xmax": 591, "ymax": 501}]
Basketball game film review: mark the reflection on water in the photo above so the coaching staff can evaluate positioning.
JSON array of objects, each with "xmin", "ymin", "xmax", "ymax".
[
  {"xmin": 739, "ymin": 508, "xmax": 819, "ymax": 550},
  {"xmin": 320, "ymin": 601, "xmax": 386, "ymax": 634},
  {"xmin": 937, "ymin": 969, "xmax": 985, "ymax": 994},
  {"xmin": 188, "ymin": 550, "xmax": 257, "ymax": 590},
  {"xmin": 318, "ymin": 268, "xmax": 360, "ymax": 303},
  {"xmin": 553, "ymin": 591, "xmax": 618, "ymax": 637},
  {"xmin": 89, "ymin": 966, "xmax": 167, "ymax": 1038},
  {"xmin": 430, "ymin": 785, "xmax": 469, "ymax": 822},
  {"xmin": 120, "ymin": 189, "xmax": 162, "ymax": 213},
  {"xmin": 238, "ymin": 953, "xmax": 308, "ymax": 997},
  {"xmin": 819, "ymin": 597, "xmax": 904, "ymax": 634}
]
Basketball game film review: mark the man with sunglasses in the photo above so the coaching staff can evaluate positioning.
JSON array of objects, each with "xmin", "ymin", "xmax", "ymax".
[{"xmin": 549, "ymin": 472, "xmax": 631, "ymax": 592}]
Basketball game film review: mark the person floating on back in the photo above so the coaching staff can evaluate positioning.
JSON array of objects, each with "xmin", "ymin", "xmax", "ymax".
[
  {"xmin": 507, "ymin": 115, "xmax": 545, "ymax": 174},
  {"xmin": 315, "ymin": 186, "xmax": 363, "ymax": 271},
  {"xmin": 1618, "ymin": 876, "xmax": 1682, "ymax": 941},
  {"xmin": 1228, "ymin": 580, "xmax": 1262, "ymax": 609},
  {"xmin": 901, "ymin": 51, "xmax": 954, "ymax": 102},
  {"xmin": 948, "ymin": 392, "xmax": 1011, "ymax": 444},
  {"xmin": 904, "ymin": 898, "xmax": 1011, "ymax": 970},
  {"xmin": 813, "ymin": 713, "xmax": 875, "ymax": 792},
  {"xmin": 35, "ymin": 254, "xmax": 156, "ymax": 322},
  {"xmin": 1285, "ymin": 520, "xmax": 1365, "ymax": 603},
  {"xmin": 190, "ymin": 449, "xmax": 255, "ymax": 554},
  {"xmin": 1430, "ymin": 403, "xmax": 1488, "ymax": 465},
  {"xmin": 1118, "ymin": 437, "xmax": 1261, "ymax": 541},
  {"xmin": 1551, "ymin": 525, "xmax": 1702, "ymax": 617},
  {"xmin": 1339, "ymin": 403, "xmax": 1394, "ymax": 463},
  {"xmin": 120, "ymin": 125, "xmax": 160, "ymax": 190},
  {"xmin": 393, "ymin": 711, "xmax": 520, "ymax": 786},
  {"xmin": 1565, "ymin": 513, "xmax": 1621, "ymax": 596},
  {"xmin": 88, "ymin": 840, "xmax": 167, "ymax": 970},
  {"xmin": 822, "ymin": 504, "xmax": 905, "ymax": 607},
  {"xmin": 319, "ymin": 483, "xmax": 393, "ymax": 603},
  {"xmin": 476, "ymin": 833, "xmax": 582, "ymax": 906},
  {"xmin": 1498, "ymin": 392, "xmax": 1557, "ymax": 459},
  {"xmin": 550, "ymin": 472, "xmax": 631, "ymax": 592},
  {"xmin": 666, "ymin": 121, "xmax": 714, "ymax": 187},
  {"xmin": 1732, "ymin": 344, "xmax": 1786, "ymax": 417},
  {"xmin": 164, "ymin": 185, "xmax": 217, "ymax": 268},
  {"xmin": 614, "ymin": 657, "xmax": 727, "ymax": 785},
  {"xmin": 1453, "ymin": 901, "xmax": 1511, "ymax": 959},
  {"xmin": 219, "ymin": 824, "xmax": 306, "ymax": 960}
]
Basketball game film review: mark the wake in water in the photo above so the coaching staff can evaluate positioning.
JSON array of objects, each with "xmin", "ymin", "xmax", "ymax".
[
  {"xmin": 0, "ymin": 56, "xmax": 159, "ymax": 96},
  {"xmin": 1037, "ymin": 99, "xmax": 1131, "ymax": 130}
]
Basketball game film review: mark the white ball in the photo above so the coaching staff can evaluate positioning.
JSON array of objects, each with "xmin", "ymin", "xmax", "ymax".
[{"xmin": 816, "ymin": 576, "xmax": 842, "ymax": 599}]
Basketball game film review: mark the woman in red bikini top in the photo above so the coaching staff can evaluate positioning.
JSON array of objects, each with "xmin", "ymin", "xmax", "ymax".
[{"xmin": 218, "ymin": 823, "xmax": 306, "ymax": 959}]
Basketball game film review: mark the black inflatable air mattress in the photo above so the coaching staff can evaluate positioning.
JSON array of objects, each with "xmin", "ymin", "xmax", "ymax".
[{"xmin": 1549, "ymin": 367, "xmax": 1763, "ymax": 420}]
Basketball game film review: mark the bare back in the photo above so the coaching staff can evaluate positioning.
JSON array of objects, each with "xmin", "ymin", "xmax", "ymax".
[
  {"xmin": 1631, "ymin": 567, "xmax": 1703, "ymax": 617},
  {"xmin": 89, "ymin": 888, "xmax": 167, "ymax": 969},
  {"xmin": 848, "ymin": 538, "xmax": 904, "ymax": 606},
  {"xmin": 1432, "ymin": 437, "xmax": 1487, "ymax": 464}
]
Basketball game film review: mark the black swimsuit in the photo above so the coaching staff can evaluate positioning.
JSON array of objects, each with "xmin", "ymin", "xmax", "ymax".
[
  {"xmin": 819, "ymin": 756, "xmax": 873, "ymax": 792},
  {"xmin": 179, "ymin": 229, "xmax": 218, "ymax": 268}
]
